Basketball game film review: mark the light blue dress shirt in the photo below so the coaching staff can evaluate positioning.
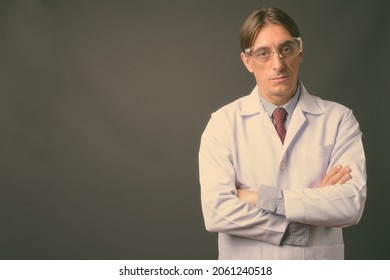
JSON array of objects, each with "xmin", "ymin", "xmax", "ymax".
[
  {"xmin": 258, "ymin": 82, "xmax": 300, "ymax": 130},
  {"xmin": 256, "ymin": 82, "xmax": 310, "ymax": 246}
]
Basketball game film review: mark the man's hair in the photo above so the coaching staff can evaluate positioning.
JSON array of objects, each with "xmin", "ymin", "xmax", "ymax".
[{"xmin": 239, "ymin": 7, "xmax": 301, "ymax": 51}]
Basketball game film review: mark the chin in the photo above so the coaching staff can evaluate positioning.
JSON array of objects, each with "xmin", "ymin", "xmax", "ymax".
[
  {"xmin": 270, "ymin": 87, "xmax": 292, "ymax": 96},
  {"xmin": 271, "ymin": 82, "xmax": 296, "ymax": 95}
]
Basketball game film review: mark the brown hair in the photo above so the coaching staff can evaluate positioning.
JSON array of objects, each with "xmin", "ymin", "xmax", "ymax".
[{"xmin": 239, "ymin": 7, "xmax": 301, "ymax": 51}]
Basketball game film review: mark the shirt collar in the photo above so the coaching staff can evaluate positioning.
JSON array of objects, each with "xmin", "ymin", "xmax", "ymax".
[
  {"xmin": 258, "ymin": 82, "xmax": 301, "ymax": 118},
  {"xmin": 239, "ymin": 81, "xmax": 323, "ymax": 116}
]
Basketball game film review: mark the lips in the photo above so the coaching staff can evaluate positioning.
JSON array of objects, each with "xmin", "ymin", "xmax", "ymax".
[{"xmin": 271, "ymin": 75, "xmax": 289, "ymax": 81}]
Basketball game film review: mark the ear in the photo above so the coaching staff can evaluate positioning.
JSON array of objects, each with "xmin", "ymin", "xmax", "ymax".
[
  {"xmin": 299, "ymin": 40, "xmax": 304, "ymax": 63},
  {"xmin": 241, "ymin": 52, "xmax": 253, "ymax": 73},
  {"xmin": 299, "ymin": 49, "xmax": 304, "ymax": 64}
]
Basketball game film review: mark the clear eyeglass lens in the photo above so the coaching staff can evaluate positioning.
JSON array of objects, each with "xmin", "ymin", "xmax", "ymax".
[{"xmin": 246, "ymin": 38, "xmax": 301, "ymax": 63}]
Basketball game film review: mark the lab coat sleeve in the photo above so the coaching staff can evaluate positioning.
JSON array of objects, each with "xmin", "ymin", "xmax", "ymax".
[
  {"xmin": 199, "ymin": 113, "xmax": 289, "ymax": 245},
  {"xmin": 284, "ymin": 108, "xmax": 367, "ymax": 227}
]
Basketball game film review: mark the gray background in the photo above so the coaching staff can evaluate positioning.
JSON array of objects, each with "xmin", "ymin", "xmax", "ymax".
[{"xmin": 0, "ymin": 0, "xmax": 388, "ymax": 259}]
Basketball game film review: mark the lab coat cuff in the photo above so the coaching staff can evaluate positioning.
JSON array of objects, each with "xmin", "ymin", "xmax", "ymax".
[
  {"xmin": 256, "ymin": 184, "xmax": 286, "ymax": 216},
  {"xmin": 281, "ymin": 222, "xmax": 310, "ymax": 246}
]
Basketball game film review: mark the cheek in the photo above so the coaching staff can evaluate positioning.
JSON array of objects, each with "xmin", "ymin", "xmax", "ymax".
[
  {"xmin": 289, "ymin": 62, "xmax": 301, "ymax": 76},
  {"xmin": 252, "ymin": 66, "xmax": 269, "ymax": 81}
]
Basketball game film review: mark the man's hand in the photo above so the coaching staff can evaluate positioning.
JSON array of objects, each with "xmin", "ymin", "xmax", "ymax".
[
  {"xmin": 236, "ymin": 189, "xmax": 257, "ymax": 205},
  {"xmin": 318, "ymin": 165, "xmax": 352, "ymax": 188},
  {"xmin": 237, "ymin": 165, "xmax": 352, "ymax": 205}
]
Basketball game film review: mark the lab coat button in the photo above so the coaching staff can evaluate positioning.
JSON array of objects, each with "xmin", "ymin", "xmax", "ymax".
[{"xmin": 280, "ymin": 162, "xmax": 287, "ymax": 170}]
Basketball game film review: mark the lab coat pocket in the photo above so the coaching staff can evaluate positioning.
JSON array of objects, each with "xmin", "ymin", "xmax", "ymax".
[
  {"xmin": 298, "ymin": 144, "xmax": 334, "ymax": 158},
  {"xmin": 296, "ymin": 144, "xmax": 334, "ymax": 187}
]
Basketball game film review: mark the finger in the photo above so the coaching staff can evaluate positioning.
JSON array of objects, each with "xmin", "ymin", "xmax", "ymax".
[
  {"xmin": 326, "ymin": 165, "xmax": 343, "ymax": 179},
  {"xmin": 336, "ymin": 173, "xmax": 352, "ymax": 185},
  {"xmin": 319, "ymin": 165, "xmax": 343, "ymax": 187},
  {"xmin": 335, "ymin": 167, "xmax": 352, "ymax": 185},
  {"xmin": 330, "ymin": 166, "xmax": 352, "ymax": 185},
  {"xmin": 321, "ymin": 165, "xmax": 342, "ymax": 183}
]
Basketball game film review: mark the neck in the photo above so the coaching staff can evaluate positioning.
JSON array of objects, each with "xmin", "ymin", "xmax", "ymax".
[{"xmin": 259, "ymin": 83, "xmax": 298, "ymax": 106}]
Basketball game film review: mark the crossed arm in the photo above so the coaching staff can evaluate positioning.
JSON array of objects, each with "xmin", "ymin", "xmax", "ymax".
[{"xmin": 237, "ymin": 165, "xmax": 352, "ymax": 206}]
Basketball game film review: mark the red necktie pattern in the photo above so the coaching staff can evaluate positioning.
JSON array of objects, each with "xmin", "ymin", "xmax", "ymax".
[{"xmin": 272, "ymin": 107, "xmax": 287, "ymax": 144}]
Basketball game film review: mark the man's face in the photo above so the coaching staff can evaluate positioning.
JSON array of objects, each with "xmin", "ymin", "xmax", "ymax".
[{"xmin": 241, "ymin": 24, "xmax": 303, "ymax": 106}]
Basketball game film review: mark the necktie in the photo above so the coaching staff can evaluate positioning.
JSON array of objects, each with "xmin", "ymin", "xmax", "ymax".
[{"xmin": 272, "ymin": 107, "xmax": 287, "ymax": 144}]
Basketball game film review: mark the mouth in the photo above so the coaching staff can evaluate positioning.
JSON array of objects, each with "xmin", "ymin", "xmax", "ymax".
[{"xmin": 270, "ymin": 75, "xmax": 289, "ymax": 81}]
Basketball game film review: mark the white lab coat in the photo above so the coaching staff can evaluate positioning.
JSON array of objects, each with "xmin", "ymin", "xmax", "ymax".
[{"xmin": 199, "ymin": 82, "xmax": 367, "ymax": 259}]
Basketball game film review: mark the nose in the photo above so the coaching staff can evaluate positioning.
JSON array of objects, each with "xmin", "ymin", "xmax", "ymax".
[{"xmin": 271, "ymin": 51, "xmax": 285, "ymax": 71}]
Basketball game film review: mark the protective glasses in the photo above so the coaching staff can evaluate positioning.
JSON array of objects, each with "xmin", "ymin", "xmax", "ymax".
[{"xmin": 244, "ymin": 37, "xmax": 302, "ymax": 63}]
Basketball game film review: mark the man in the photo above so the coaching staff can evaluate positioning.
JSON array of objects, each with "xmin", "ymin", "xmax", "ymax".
[{"xmin": 198, "ymin": 7, "xmax": 367, "ymax": 259}]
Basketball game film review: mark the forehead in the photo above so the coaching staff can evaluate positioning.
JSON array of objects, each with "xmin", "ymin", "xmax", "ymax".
[{"xmin": 253, "ymin": 24, "xmax": 293, "ymax": 47}]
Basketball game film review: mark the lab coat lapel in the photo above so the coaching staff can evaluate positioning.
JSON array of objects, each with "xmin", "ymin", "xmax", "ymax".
[
  {"xmin": 239, "ymin": 84, "xmax": 324, "ymax": 149},
  {"xmin": 240, "ymin": 87, "xmax": 280, "ymax": 142},
  {"xmin": 284, "ymin": 83, "xmax": 324, "ymax": 147},
  {"xmin": 284, "ymin": 105, "xmax": 306, "ymax": 147}
]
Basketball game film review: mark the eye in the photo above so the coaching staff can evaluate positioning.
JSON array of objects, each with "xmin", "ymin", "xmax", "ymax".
[
  {"xmin": 254, "ymin": 49, "xmax": 270, "ymax": 58},
  {"xmin": 280, "ymin": 45, "xmax": 292, "ymax": 54}
]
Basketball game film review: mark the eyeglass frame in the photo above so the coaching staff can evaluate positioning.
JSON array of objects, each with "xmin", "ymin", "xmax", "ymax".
[{"xmin": 244, "ymin": 37, "xmax": 303, "ymax": 63}]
